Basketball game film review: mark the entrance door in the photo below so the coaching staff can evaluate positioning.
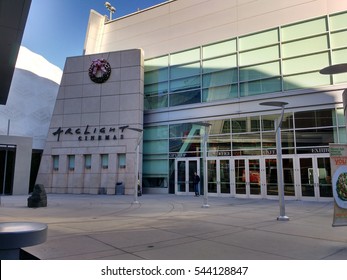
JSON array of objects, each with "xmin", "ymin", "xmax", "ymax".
[
  {"xmin": 298, "ymin": 155, "xmax": 332, "ymax": 200},
  {"xmin": 0, "ymin": 145, "xmax": 16, "ymax": 195},
  {"xmin": 264, "ymin": 157, "xmax": 296, "ymax": 198},
  {"xmin": 207, "ymin": 158, "xmax": 230, "ymax": 195},
  {"xmin": 234, "ymin": 158, "xmax": 261, "ymax": 197},
  {"xmin": 175, "ymin": 158, "xmax": 200, "ymax": 194}
]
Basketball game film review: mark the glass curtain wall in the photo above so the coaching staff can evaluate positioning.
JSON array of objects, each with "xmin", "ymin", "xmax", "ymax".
[
  {"xmin": 143, "ymin": 109, "xmax": 346, "ymax": 191},
  {"xmin": 143, "ymin": 126, "xmax": 169, "ymax": 189},
  {"xmin": 144, "ymin": 11, "xmax": 347, "ymax": 110}
]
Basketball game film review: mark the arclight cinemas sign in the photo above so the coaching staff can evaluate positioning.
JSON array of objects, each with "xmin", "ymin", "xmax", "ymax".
[{"xmin": 52, "ymin": 125, "xmax": 118, "ymax": 142}]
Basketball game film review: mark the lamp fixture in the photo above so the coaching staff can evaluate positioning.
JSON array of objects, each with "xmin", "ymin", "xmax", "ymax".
[{"xmin": 105, "ymin": 2, "xmax": 116, "ymax": 20}]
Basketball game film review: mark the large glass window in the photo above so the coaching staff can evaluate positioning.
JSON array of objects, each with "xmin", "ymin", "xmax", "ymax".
[
  {"xmin": 143, "ymin": 160, "xmax": 168, "ymax": 176},
  {"xmin": 330, "ymin": 30, "xmax": 347, "ymax": 49},
  {"xmin": 294, "ymin": 110, "xmax": 334, "ymax": 128},
  {"xmin": 261, "ymin": 113, "xmax": 294, "ymax": 131},
  {"xmin": 169, "ymin": 89, "xmax": 201, "ymax": 107},
  {"xmin": 203, "ymin": 68, "xmax": 237, "ymax": 87},
  {"xmin": 202, "ymin": 39, "xmax": 236, "ymax": 59},
  {"xmin": 239, "ymin": 62, "xmax": 280, "ymax": 82},
  {"xmin": 281, "ymin": 17, "xmax": 327, "ymax": 41},
  {"xmin": 170, "ymin": 123, "xmax": 200, "ymax": 138},
  {"xmin": 170, "ymin": 48, "xmax": 200, "ymax": 65},
  {"xmin": 232, "ymin": 133, "xmax": 261, "ymax": 155},
  {"xmin": 170, "ymin": 62, "xmax": 200, "ymax": 80},
  {"xmin": 145, "ymin": 68, "xmax": 168, "ymax": 84},
  {"xmin": 144, "ymin": 125, "xmax": 169, "ymax": 140},
  {"xmin": 282, "ymin": 35, "xmax": 329, "ymax": 58},
  {"xmin": 239, "ymin": 29, "xmax": 279, "ymax": 51},
  {"xmin": 145, "ymin": 95, "xmax": 168, "ymax": 110},
  {"xmin": 144, "ymin": 140, "xmax": 168, "ymax": 154},
  {"xmin": 144, "ymin": 11, "xmax": 347, "ymax": 110},
  {"xmin": 145, "ymin": 55, "xmax": 168, "ymax": 71},
  {"xmin": 329, "ymin": 12, "xmax": 347, "ymax": 31},
  {"xmin": 144, "ymin": 55, "xmax": 169, "ymax": 110},
  {"xmin": 208, "ymin": 135, "xmax": 231, "ymax": 156},
  {"xmin": 203, "ymin": 55, "xmax": 237, "ymax": 73},
  {"xmin": 282, "ymin": 52, "xmax": 330, "ymax": 75},
  {"xmin": 145, "ymin": 82, "xmax": 168, "ymax": 95},
  {"xmin": 209, "ymin": 119, "xmax": 231, "ymax": 134},
  {"xmin": 232, "ymin": 117, "xmax": 260, "ymax": 133},
  {"xmin": 332, "ymin": 48, "xmax": 347, "ymax": 84},
  {"xmin": 283, "ymin": 72, "xmax": 331, "ymax": 90},
  {"xmin": 170, "ymin": 76, "xmax": 200, "ymax": 92},
  {"xmin": 143, "ymin": 125, "xmax": 169, "ymax": 188},
  {"xmin": 240, "ymin": 78, "xmax": 282, "ymax": 96},
  {"xmin": 239, "ymin": 45, "xmax": 280, "ymax": 66},
  {"xmin": 296, "ymin": 128, "xmax": 334, "ymax": 148},
  {"xmin": 202, "ymin": 85, "xmax": 238, "ymax": 102}
]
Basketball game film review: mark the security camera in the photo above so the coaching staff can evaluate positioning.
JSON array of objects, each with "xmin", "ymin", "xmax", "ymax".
[{"xmin": 105, "ymin": 2, "xmax": 111, "ymax": 9}]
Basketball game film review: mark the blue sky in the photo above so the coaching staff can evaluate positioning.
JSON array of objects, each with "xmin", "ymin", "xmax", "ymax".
[{"xmin": 22, "ymin": 0, "xmax": 167, "ymax": 70}]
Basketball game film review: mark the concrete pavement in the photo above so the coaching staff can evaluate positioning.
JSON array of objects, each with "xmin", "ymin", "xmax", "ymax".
[{"xmin": 1, "ymin": 194, "xmax": 347, "ymax": 260}]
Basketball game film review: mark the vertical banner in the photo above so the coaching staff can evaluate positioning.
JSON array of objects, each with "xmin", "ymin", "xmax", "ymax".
[{"xmin": 329, "ymin": 144, "xmax": 347, "ymax": 226}]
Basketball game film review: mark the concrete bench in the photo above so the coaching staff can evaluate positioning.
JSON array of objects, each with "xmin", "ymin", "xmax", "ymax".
[{"xmin": 0, "ymin": 222, "xmax": 47, "ymax": 260}]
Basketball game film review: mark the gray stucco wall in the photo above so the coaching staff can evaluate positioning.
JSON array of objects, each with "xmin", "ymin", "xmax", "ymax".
[
  {"xmin": 0, "ymin": 135, "xmax": 32, "ymax": 195},
  {"xmin": 36, "ymin": 49, "xmax": 144, "ymax": 195}
]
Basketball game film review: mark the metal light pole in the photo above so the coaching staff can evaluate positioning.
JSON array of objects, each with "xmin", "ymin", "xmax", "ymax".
[
  {"xmin": 120, "ymin": 126, "xmax": 143, "ymax": 204},
  {"xmin": 194, "ymin": 122, "xmax": 212, "ymax": 208},
  {"xmin": 260, "ymin": 102, "xmax": 289, "ymax": 221},
  {"xmin": 105, "ymin": 2, "xmax": 116, "ymax": 20}
]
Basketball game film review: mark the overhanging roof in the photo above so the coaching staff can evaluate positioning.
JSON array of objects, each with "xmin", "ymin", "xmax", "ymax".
[{"xmin": 0, "ymin": 0, "xmax": 31, "ymax": 105}]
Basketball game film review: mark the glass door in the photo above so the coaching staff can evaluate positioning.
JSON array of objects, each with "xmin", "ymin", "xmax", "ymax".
[
  {"xmin": 234, "ymin": 158, "xmax": 246, "ymax": 195},
  {"xmin": 249, "ymin": 159, "xmax": 261, "ymax": 196},
  {"xmin": 265, "ymin": 157, "xmax": 296, "ymax": 198},
  {"xmin": 175, "ymin": 158, "xmax": 200, "ymax": 194},
  {"xmin": 234, "ymin": 158, "xmax": 261, "ymax": 197},
  {"xmin": 298, "ymin": 155, "xmax": 332, "ymax": 200},
  {"xmin": 220, "ymin": 159, "xmax": 231, "ymax": 194},
  {"xmin": 207, "ymin": 158, "xmax": 230, "ymax": 195},
  {"xmin": 299, "ymin": 157, "xmax": 315, "ymax": 198},
  {"xmin": 317, "ymin": 157, "xmax": 332, "ymax": 198}
]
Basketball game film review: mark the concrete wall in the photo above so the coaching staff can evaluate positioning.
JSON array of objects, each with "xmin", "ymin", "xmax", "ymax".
[
  {"xmin": 36, "ymin": 49, "xmax": 144, "ymax": 195},
  {"xmin": 84, "ymin": 0, "xmax": 347, "ymax": 59},
  {"xmin": 0, "ymin": 135, "xmax": 32, "ymax": 195}
]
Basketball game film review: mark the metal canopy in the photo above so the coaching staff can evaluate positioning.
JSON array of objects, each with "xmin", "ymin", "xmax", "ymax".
[
  {"xmin": 0, "ymin": 0, "xmax": 31, "ymax": 104},
  {"xmin": 259, "ymin": 101, "xmax": 288, "ymax": 107}
]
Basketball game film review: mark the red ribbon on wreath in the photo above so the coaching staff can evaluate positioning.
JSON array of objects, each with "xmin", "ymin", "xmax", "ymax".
[
  {"xmin": 91, "ymin": 59, "xmax": 107, "ymax": 75},
  {"xmin": 88, "ymin": 58, "xmax": 111, "ymax": 83}
]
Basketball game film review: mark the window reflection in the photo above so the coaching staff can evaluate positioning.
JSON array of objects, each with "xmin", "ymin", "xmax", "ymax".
[
  {"xmin": 232, "ymin": 117, "xmax": 260, "ymax": 133},
  {"xmin": 169, "ymin": 89, "xmax": 201, "ymax": 107},
  {"xmin": 296, "ymin": 128, "xmax": 334, "ymax": 147},
  {"xmin": 294, "ymin": 109, "xmax": 334, "ymax": 128}
]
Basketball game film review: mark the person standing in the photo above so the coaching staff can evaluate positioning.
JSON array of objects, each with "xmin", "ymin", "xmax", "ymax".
[{"xmin": 193, "ymin": 172, "xmax": 200, "ymax": 197}]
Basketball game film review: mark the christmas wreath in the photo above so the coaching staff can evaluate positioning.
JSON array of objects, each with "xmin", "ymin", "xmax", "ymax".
[{"xmin": 88, "ymin": 58, "xmax": 111, "ymax": 83}]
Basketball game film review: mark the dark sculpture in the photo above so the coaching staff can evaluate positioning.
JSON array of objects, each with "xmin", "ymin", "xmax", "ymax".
[{"xmin": 27, "ymin": 184, "xmax": 47, "ymax": 208}]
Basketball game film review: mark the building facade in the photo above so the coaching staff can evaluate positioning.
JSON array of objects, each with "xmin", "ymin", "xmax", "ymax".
[
  {"xmin": 35, "ymin": 49, "xmax": 144, "ymax": 195},
  {"xmin": 39, "ymin": 0, "xmax": 347, "ymax": 200}
]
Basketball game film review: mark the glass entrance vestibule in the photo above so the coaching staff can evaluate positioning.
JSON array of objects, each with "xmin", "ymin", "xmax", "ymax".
[
  {"xmin": 175, "ymin": 155, "xmax": 332, "ymax": 201},
  {"xmin": 144, "ymin": 108, "xmax": 346, "ymax": 198}
]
